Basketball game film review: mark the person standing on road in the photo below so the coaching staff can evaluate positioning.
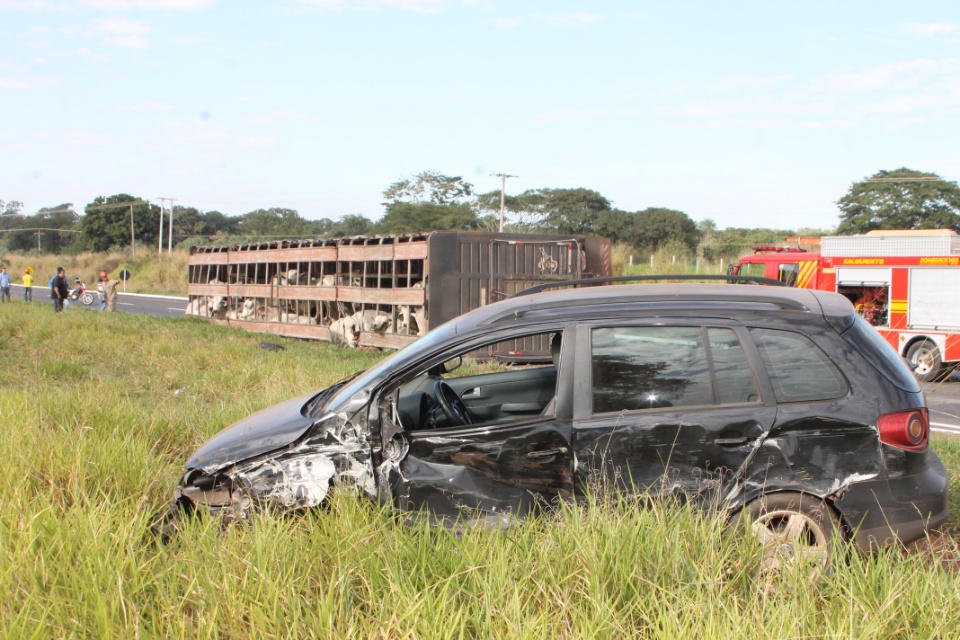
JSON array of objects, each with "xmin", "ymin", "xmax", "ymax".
[
  {"xmin": 97, "ymin": 272, "xmax": 106, "ymax": 311},
  {"xmin": 100, "ymin": 270, "xmax": 120, "ymax": 312},
  {"xmin": 0, "ymin": 268, "xmax": 10, "ymax": 303},
  {"xmin": 22, "ymin": 267, "xmax": 33, "ymax": 302},
  {"xmin": 51, "ymin": 267, "xmax": 69, "ymax": 312}
]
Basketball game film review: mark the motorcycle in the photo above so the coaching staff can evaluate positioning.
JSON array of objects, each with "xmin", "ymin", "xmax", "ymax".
[{"xmin": 68, "ymin": 279, "xmax": 96, "ymax": 306}]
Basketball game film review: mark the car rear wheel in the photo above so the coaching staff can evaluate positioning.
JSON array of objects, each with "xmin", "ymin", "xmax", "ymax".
[
  {"xmin": 742, "ymin": 492, "xmax": 839, "ymax": 574},
  {"xmin": 906, "ymin": 339, "xmax": 948, "ymax": 382}
]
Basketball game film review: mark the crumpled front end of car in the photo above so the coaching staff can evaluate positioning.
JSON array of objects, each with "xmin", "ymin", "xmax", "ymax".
[{"xmin": 153, "ymin": 411, "xmax": 377, "ymax": 537}]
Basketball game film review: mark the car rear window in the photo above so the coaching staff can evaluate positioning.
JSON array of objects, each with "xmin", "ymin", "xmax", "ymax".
[
  {"xmin": 841, "ymin": 314, "xmax": 920, "ymax": 393},
  {"xmin": 749, "ymin": 328, "xmax": 848, "ymax": 402}
]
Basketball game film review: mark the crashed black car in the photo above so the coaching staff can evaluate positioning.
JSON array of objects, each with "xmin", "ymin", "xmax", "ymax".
[{"xmin": 156, "ymin": 282, "xmax": 948, "ymax": 558}]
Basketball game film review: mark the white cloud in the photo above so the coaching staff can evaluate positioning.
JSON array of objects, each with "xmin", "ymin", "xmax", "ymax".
[
  {"xmin": 292, "ymin": 0, "xmax": 344, "ymax": 9},
  {"xmin": 158, "ymin": 118, "xmax": 278, "ymax": 150},
  {"xmin": 0, "ymin": 74, "xmax": 60, "ymax": 90},
  {"xmin": 714, "ymin": 73, "xmax": 793, "ymax": 91},
  {"xmin": 378, "ymin": 0, "xmax": 449, "ymax": 13},
  {"xmin": 77, "ymin": 46, "xmax": 110, "ymax": 61},
  {"xmin": 487, "ymin": 11, "xmax": 601, "ymax": 30},
  {"xmin": 819, "ymin": 58, "xmax": 960, "ymax": 94},
  {"xmin": 884, "ymin": 116, "xmax": 925, "ymax": 131},
  {"xmin": 89, "ymin": 16, "xmax": 152, "ymax": 49},
  {"xmin": 292, "ymin": 0, "xmax": 492, "ymax": 13},
  {"xmin": 36, "ymin": 128, "xmax": 123, "ymax": 147},
  {"xmin": 0, "ymin": 0, "xmax": 49, "ymax": 8},
  {"xmin": 534, "ymin": 110, "xmax": 607, "ymax": 124},
  {"xmin": 79, "ymin": 0, "xmax": 216, "ymax": 10},
  {"xmin": 242, "ymin": 109, "xmax": 312, "ymax": 125},
  {"xmin": 112, "ymin": 101, "xmax": 175, "ymax": 112},
  {"xmin": 489, "ymin": 16, "xmax": 521, "ymax": 29},
  {"xmin": 901, "ymin": 22, "xmax": 958, "ymax": 37},
  {"xmin": 545, "ymin": 12, "xmax": 601, "ymax": 27}
]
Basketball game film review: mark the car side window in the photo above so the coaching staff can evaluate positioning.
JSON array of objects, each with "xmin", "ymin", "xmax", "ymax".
[
  {"xmin": 708, "ymin": 328, "xmax": 761, "ymax": 404},
  {"xmin": 591, "ymin": 326, "xmax": 714, "ymax": 413},
  {"xmin": 749, "ymin": 327, "xmax": 847, "ymax": 402},
  {"xmin": 591, "ymin": 326, "xmax": 761, "ymax": 414},
  {"xmin": 395, "ymin": 330, "xmax": 563, "ymax": 431}
]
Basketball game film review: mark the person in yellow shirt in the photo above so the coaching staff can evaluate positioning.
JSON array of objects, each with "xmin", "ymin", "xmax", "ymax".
[{"xmin": 22, "ymin": 267, "xmax": 34, "ymax": 302}]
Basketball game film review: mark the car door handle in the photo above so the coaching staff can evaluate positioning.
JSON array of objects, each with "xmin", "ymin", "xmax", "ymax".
[
  {"xmin": 715, "ymin": 436, "xmax": 750, "ymax": 446},
  {"xmin": 527, "ymin": 447, "xmax": 568, "ymax": 459},
  {"xmin": 461, "ymin": 387, "xmax": 482, "ymax": 399}
]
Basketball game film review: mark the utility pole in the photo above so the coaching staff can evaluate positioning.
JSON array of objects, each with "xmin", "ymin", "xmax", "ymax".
[
  {"xmin": 157, "ymin": 197, "xmax": 177, "ymax": 254},
  {"xmin": 85, "ymin": 200, "xmax": 146, "ymax": 262},
  {"xmin": 491, "ymin": 173, "xmax": 518, "ymax": 232}
]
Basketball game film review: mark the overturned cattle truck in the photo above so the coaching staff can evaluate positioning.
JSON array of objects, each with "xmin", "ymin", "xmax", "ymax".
[{"xmin": 186, "ymin": 231, "xmax": 612, "ymax": 353}]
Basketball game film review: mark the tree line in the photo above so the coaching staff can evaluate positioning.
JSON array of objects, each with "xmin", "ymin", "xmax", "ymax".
[{"xmin": 2, "ymin": 167, "xmax": 959, "ymax": 260}]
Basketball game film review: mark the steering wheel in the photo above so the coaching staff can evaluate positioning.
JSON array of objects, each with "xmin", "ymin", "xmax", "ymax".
[{"xmin": 433, "ymin": 380, "xmax": 473, "ymax": 426}]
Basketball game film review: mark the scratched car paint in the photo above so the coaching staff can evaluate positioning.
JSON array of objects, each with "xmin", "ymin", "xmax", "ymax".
[{"xmin": 155, "ymin": 283, "xmax": 948, "ymax": 559}]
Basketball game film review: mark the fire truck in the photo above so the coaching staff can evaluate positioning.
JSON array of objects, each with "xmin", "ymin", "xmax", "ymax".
[{"xmin": 732, "ymin": 229, "xmax": 960, "ymax": 381}]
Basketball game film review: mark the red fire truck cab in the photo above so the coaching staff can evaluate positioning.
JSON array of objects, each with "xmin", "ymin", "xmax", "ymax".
[{"xmin": 733, "ymin": 230, "xmax": 960, "ymax": 381}]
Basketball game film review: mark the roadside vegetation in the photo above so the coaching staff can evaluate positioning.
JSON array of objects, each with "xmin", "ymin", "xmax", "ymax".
[
  {"xmin": 0, "ymin": 302, "xmax": 958, "ymax": 637},
  {"xmin": 1, "ymin": 249, "xmax": 191, "ymax": 297}
]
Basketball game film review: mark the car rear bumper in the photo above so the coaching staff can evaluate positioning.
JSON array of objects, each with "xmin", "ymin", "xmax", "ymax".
[{"xmin": 834, "ymin": 451, "xmax": 949, "ymax": 552}]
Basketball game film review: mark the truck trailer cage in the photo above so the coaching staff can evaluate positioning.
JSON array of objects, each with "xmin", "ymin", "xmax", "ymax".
[{"xmin": 186, "ymin": 231, "xmax": 612, "ymax": 354}]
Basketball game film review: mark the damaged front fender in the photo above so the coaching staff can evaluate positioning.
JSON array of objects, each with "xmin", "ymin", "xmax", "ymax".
[{"xmin": 158, "ymin": 409, "xmax": 378, "ymax": 534}]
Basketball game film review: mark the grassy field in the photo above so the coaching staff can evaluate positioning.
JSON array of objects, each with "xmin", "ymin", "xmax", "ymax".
[{"xmin": 0, "ymin": 301, "xmax": 959, "ymax": 638}]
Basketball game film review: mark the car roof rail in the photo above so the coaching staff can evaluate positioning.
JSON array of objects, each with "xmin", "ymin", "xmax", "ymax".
[{"xmin": 510, "ymin": 274, "xmax": 787, "ymax": 298}]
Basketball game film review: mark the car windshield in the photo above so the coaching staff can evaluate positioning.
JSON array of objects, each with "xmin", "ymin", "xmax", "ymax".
[{"xmin": 308, "ymin": 320, "xmax": 460, "ymax": 417}]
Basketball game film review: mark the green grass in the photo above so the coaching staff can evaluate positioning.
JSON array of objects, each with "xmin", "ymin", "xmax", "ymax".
[{"xmin": 0, "ymin": 302, "xmax": 959, "ymax": 638}]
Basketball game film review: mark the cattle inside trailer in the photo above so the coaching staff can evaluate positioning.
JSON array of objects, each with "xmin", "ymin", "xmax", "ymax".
[{"xmin": 186, "ymin": 231, "xmax": 612, "ymax": 355}]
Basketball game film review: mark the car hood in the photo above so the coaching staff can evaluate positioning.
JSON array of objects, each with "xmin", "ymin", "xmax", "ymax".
[{"xmin": 186, "ymin": 393, "xmax": 317, "ymax": 472}]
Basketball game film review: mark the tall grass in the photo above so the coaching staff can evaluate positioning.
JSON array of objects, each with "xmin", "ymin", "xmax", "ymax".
[{"xmin": 0, "ymin": 302, "xmax": 958, "ymax": 637}]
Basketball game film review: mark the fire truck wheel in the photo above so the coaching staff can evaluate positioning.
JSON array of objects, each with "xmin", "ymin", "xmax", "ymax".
[{"xmin": 906, "ymin": 339, "xmax": 945, "ymax": 382}]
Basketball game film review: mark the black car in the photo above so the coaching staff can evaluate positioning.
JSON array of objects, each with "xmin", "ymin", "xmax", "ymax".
[{"xmin": 156, "ymin": 283, "xmax": 948, "ymax": 561}]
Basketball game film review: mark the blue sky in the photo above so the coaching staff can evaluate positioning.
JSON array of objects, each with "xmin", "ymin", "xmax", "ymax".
[{"xmin": 1, "ymin": 0, "xmax": 958, "ymax": 231}]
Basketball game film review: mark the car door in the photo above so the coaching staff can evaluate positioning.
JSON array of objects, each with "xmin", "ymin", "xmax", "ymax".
[
  {"xmin": 571, "ymin": 321, "xmax": 777, "ymax": 506},
  {"xmin": 376, "ymin": 328, "xmax": 575, "ymax": 525}
]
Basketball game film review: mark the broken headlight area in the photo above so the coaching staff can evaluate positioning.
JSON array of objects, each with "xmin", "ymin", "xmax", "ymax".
[{"xmin": 152, "ymin": 450, "xmax": 362, "ymax": 539}]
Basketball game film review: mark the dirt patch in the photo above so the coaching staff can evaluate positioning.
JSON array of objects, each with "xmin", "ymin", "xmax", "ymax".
[{"xmin": 904, "ymin": 529, "xmax": 960, "ymax": 573}]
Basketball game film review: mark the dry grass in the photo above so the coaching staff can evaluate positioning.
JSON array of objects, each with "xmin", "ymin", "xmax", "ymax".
[{"xmin": 2, "ymin": 249, "xmax": 191, "ymax": 295}]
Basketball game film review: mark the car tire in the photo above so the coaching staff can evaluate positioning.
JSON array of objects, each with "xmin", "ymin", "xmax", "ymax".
[
  {"xmin": 742, "ymin": 492, "xmax": 840, "ymax": 574},
  {"xmin": 906, "ymin": 339, "xmax": 946, "ymax": 383}
]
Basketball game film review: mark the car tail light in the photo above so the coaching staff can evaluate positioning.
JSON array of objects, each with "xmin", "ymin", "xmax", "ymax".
[{"xmin": 878, "ymin": 408, "xmax": 928, "ymax": 451}]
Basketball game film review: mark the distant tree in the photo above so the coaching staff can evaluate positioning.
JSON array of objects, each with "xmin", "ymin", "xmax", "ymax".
[
  {"xmin": 0, "ymin": 200, "xmax": 23, "ymax": 217},
  {"xmin": 380, "ymin": 171, "xmax": 478, "ymax": 233},
  {"xmin": 837, "ymin": 168, "xmax": 960, "ymax": 234},
  {"xmin": 535, "ymin": 188, "xmax": 612, "ymax": 235},
  {"xmin": 236, "ymin": 208, "xmax": 316, "ymax": 237},
  {"xmin": 383, "ymin": 171, "xmax": 474, "ymax": 206},
  {"xmin": 7, "ymin": 204, "xmax": 80, "ymax": 253},
  {"xmin": 330, "ymin": 214, "xmax": 373, "ymax": 237},
  {"xmin": 696, "ymin": 218, "xmax": 718, "ymax": 260},
  {"xmin": 376, "ymin": 202, "xmax": 478, "ymax": 234},
  {"xmin": 81, "ymin": 195, "xmax": 160, "ymax": 252},
  {"xmin": 632, "ymin": 208, "xmax": 700, "ymax": 255},
  {"xmin": 594, "ymin": 208, "xmax": 631, "ymax": 243},
  {"xmin": 166, "ymin": 208, "xmax": 234, "ymax": 240}
]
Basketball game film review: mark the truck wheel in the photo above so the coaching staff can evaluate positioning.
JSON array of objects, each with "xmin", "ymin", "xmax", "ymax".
[
  {"xmin": 906, "ymin": 339, "xmax": 945, "ymax": 382},
  {"xmin": 742, "ymin": 492, "xmax": 839, "ymax": 574}
]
